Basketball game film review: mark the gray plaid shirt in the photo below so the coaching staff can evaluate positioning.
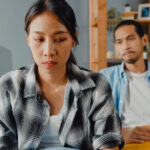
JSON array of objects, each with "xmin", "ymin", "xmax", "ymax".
[{"xmin": 0, "ymin": 63, "xmax": 123, "ymax": 150}]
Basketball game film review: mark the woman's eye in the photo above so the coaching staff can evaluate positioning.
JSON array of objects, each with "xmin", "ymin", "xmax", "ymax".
[{"xmin": 34, "ymin": 38, "xmax": 44, "ymax": 42}]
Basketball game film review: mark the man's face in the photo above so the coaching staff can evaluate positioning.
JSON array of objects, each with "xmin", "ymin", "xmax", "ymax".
[{"xmin": 114, "ymin": 25, "xmax": 147, "ymax": 64}]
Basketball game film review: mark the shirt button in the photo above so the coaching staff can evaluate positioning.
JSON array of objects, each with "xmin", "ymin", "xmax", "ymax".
[{"xmin": 120, "ymin": 100, "xmax": 123, "ymax": 103}]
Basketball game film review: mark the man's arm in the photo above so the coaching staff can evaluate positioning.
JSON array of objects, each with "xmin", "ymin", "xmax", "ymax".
[{"xmin": 122, "ymin": 126, "xmax": 150, "ymax": 144}]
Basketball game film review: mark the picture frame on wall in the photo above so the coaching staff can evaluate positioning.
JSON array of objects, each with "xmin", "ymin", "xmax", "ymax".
[{"xmin": 138, "ymin": 3, "xmax": 150, "ymax": 20}]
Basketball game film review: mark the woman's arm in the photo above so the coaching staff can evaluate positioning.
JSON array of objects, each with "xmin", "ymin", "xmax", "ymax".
[
  {"xmin": 90, "ymin": 74, "xmax": 124, "ymax": 149},
  {"xmin": 0, "ymin": 120, "xmax": 17, "ymax": 149},
  {"xmin": 0, "ymin": 77, "xmax": 18, "ymax": 149}
]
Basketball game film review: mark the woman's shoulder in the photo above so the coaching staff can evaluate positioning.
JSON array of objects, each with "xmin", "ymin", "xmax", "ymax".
[
  {"xmin": 79, "ymin": 65, "xmax": 107, "ymax": 79},
  {"xmin": 0, "ymin": 64, "xmax": 34, "ymax": 86},
  {"xmin": 71, "ymin": 64, "xmax": 108, "ymax": 85}
]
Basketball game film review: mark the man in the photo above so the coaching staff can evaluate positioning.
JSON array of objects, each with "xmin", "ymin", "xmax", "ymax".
[{"xmin": 100, "ymin": 20, "xmax": 150, "ymax": 144}]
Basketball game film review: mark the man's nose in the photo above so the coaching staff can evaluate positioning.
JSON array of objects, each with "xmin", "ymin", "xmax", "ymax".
[{"xmin": 123, "ymin": 40, "xmax": 130, "ymax": 50}]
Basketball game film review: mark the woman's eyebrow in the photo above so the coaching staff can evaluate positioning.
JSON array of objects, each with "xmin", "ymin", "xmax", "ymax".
[{"xmin": 31, "ymin": 30, "xmax": 68, "ymax": 35}]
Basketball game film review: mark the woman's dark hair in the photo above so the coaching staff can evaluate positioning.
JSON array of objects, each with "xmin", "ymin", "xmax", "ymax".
[
  {"xmin": 25, "ymin": 0, "xmax": 78, "ymax": 65},
  {"xmin": 114, "ymin": 20, "xmax": 145, "ymax": 40}
]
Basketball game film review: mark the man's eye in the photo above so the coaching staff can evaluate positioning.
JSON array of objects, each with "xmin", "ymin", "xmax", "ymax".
[
  {"xmin": 116, "ymin": 41, "xmax": 122, "ymax": 45},
  {"xmin": 129, "ymin": 37, "xmax": 134, "ymax": 41},
  {"xmin": 55, "ymin": 38, "xmax": 66, "ymax": 42}
]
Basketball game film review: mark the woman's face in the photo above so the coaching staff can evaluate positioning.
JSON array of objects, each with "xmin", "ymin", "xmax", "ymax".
[{"xmin": 26, "ymin": 11, "xmax": 75, "ymax": 73}]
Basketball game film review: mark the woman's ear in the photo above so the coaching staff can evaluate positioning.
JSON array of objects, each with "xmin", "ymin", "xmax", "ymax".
[
  {"xmin": 75, "ymin": 32, "xmax": 78, "ymax": 39},
  {"xmin": 26, "ymin": 34, "xmax": 30, "ymax": 46},
  {"xmin": 72, "ymin": 40, "xmax": 75, "ymax": 47},
  {"xmin": 72, "ymin": 32, "xmax": 78, "ymax": 47}
]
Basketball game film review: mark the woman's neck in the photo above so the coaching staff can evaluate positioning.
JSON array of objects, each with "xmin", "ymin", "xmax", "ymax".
[{"xmin": 37, "ymin": 66, "xmax": 68, "ymax": 88}]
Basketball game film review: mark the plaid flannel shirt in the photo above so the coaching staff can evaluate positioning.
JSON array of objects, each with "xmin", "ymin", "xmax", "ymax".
[{"xmin": 0, "ymin": 63, "xmax": 124, "ymax": 150}]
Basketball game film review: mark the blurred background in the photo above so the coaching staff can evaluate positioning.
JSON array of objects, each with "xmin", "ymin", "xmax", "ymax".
[{"xmin": 0, "ymin": 0, "xmax": 146, "ymax": 75}]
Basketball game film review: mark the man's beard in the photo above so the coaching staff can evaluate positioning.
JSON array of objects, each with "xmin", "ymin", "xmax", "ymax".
[
  {"xmin": 124, "ymin": 54, "xmax": 141, "ymax": 64},
  {"xmin": 125, "ymin": 58, "xmax": 138, "ymax": 64},
  {"xmin": 123, "ymin": 50, "xmax": 142, "ymax": 64}
]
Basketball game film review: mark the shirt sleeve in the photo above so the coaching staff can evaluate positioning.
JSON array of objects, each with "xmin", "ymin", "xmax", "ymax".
[
  {"xmin": 0, "ymin": 76, "xmax": 18, "ymax": 150},
  {"xmin": 89, "ymin": 74, "xmax": 124, "ymax": 149}
]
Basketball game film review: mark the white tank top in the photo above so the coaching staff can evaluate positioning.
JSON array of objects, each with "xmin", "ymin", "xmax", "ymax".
[
  {"xmin": 38, "ymin": 83, "xmax": 70, "ymax": 148},
  {"xmin": 38, "ymin": 114, "xmax": 63, "ymax": 148}
]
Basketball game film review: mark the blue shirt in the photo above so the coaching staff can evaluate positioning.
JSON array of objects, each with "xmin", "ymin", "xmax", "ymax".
[{"xmin": 100, "ymin": 61, "xmax": 150, "ymax": 118}]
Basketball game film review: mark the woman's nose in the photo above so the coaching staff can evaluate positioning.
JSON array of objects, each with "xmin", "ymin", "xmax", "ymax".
[{"xmin": 43, "ymin": 41, "xmax": 56, "ymax": 57}]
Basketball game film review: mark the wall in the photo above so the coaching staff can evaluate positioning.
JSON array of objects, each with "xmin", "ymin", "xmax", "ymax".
[
  {"xmin": 0, "ymin": 0, "xmax": 89, "ymax": 76},
  {"xmin": 66, "ymin": 0, "xmax": 89, "ymax": 69},
  {"xmin": 0, "ymin": 0, "xmax": 34, "ymax": 76}
]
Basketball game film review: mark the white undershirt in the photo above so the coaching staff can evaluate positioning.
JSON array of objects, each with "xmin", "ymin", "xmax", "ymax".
[
  {"xmin": 38, "ymin": 83, "xmax": 70, "ymax": 148},
  {"xmin": 38, "ymin": 111, "xmax": 63, "ymax": 148},
  {"xmin": 122, "ymin": 70, "xmax": 150, "ymax": 129}
]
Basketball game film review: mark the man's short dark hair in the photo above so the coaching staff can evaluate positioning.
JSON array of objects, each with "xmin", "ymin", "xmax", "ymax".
[{"xmin": 113, "ymin": 20, "xmax": 145, "ymax": 40}]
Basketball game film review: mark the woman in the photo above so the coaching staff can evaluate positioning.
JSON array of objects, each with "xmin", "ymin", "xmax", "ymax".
[{"xmin": 0, "ymin": 0, "xmax": 123, "ymax": 149}]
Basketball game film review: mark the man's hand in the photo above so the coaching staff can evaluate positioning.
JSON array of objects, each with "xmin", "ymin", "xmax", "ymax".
[{"xmin": 122, "ymin": 126, "xmax": 150, "ymax": 144}]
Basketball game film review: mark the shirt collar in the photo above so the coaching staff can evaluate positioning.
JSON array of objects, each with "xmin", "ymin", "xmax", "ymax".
[
  {"xmin": 147, "ymin": 61, "xmax": 150, "ymax": 78},
  {"xmin": 23, "ymin": 64, "xmax": 39, "ymax": 98},
  {"xmin": 67, "ymin": 63, "xmax": 95, "ymax": 96},
  {"xmin": 120, "ymin": 61, "xmax": 125, "ymax": 78},
  {"xmin": 120, "ymin": 60, "xmax": 150, "ymax": 79}
]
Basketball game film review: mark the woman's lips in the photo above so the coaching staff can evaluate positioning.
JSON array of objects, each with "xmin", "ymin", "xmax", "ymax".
[{"xmin": 42, "ymin": 61, "xmax": 57, "ymax": 67}]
